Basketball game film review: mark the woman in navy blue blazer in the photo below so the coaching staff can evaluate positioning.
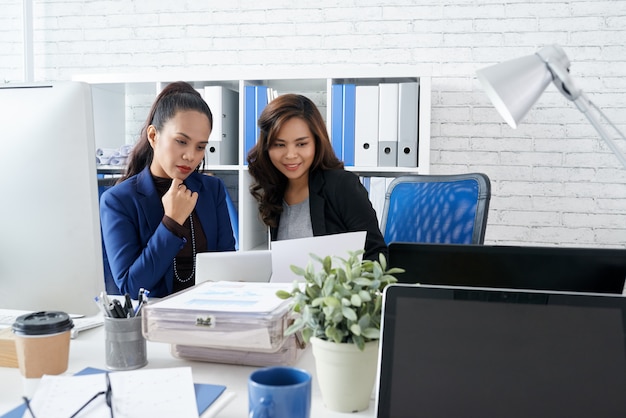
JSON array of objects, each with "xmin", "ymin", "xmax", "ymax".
[{"xmin": 100, "ymin": 82, "xmax": 235, "ymax": 298}]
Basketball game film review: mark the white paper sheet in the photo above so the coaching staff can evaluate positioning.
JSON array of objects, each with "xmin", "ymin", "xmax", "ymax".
[
  {"xmin": 152, "ymin": 281, "xmax": 290, "ymax": 313},
  {"xmin": 28, "ymin": 367, "xmax": 198, "ymax": 418},
  {"xmin": 269, "ymin": 231, "xmax": 367, "ymax": 282}
]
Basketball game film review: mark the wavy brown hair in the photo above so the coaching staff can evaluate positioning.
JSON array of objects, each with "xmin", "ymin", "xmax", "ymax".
[
  {"xmin": 118, "ymin": 81, "xmax": 213, "ymax": 183},
  {"xmin": 247, "ymin": 93, "xmax": 343, "ymax": 227}
]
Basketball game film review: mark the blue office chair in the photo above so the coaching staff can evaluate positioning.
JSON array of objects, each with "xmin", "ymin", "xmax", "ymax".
[
  {"xmin": 380, "ymin": 173, "xmax": 491, "ymax": 245},
  {"xmin": 224, "ymin": 185, "xmax": 239, "ymax": 251}
]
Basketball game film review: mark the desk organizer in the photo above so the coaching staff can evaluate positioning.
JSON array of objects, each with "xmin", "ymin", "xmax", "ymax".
[{"xmin": 142, "ymin": 281, "xmax": 293, "ymax": 352}]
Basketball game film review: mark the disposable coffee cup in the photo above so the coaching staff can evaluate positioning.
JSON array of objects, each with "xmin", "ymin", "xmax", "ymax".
[
  {"xmin": 104, "ymin": 315, "xmax": 147, "ymax": 370},
  {"xmin": 12, "ymin": 311, "xmax": 74, "ymax": 379}
]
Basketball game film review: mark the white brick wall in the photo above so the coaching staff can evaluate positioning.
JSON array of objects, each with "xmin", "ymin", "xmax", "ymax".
[{"xmin": 2, "ymin": 0, "xmax": 625, "ymax": 248}]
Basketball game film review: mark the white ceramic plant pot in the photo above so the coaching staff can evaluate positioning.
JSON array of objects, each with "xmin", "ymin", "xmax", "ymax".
[{"xmin": 310, "ymin": 336, "xmax": 379, "ymax": 413}]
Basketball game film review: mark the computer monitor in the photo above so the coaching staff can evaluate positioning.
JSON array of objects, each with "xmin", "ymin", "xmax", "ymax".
[
  {"xmin": 0, "ymin": 82, "xmax": 104, "ymax": 316},
  {"xmin": 388, "ymin": 242, "xmax": 626, "ymax": 294}
]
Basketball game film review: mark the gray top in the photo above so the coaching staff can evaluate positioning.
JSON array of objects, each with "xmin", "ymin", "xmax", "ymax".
[{"xmin": 277, "ymin": 197, "xmax": 314, "ymax": 240}]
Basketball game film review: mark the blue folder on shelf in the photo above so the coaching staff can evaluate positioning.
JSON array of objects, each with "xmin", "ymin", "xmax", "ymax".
[
  {"xmin": 331, "ymin": 83, "xmax": 344, "ymax": 160},
  {"xmin": 342, "ymin": 83, "xmax": 356, "ymax": 166},
  {"xmin": 1, "ymin": 367, "xmax": 227, "ymax": 418},
  {"xmin": 243, "ymin": 85, "xmax": 257, "ymax": 165}
]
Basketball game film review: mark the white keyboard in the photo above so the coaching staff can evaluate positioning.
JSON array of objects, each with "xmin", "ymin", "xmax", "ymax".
[{"xmin": 0, "ymin": 309, "xmax": 104, "ymax": 339}]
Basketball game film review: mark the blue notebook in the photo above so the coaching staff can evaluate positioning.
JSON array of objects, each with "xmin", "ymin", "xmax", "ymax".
[{"xmin": 1, "ymin": 367, "xmax": 226, "ymax": 418}]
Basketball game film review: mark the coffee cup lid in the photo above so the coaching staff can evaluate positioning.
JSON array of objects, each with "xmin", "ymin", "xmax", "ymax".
[{"xmin": 12, "ymin": 311, "xmax": 74, "ymax": 336}]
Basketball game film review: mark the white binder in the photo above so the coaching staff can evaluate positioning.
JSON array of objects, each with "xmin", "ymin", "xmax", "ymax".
[
  {"xmin": 377, "ymin": 83, "xmax": 399, "ymax": 167},
  {"xmin": 204, "ymin": 86, "xmax": 239, "ymax": 165},
  {"xmin": 354, "ymin": 85, "xmax": 379, "ymax": 167},
  {"xmin": 397, "ymin": 82, "xmax": 419, "ymax": 167}
]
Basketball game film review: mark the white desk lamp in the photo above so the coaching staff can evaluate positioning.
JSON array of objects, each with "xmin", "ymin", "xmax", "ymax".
[{"xmin": 476, "ymin": 44, "xmax": 626, "ymax": 169}]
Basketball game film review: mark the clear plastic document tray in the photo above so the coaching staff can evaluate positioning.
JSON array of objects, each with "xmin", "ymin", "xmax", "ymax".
[{"xmin": 142, "ymin": 281, "xmax": 293, "ymax": 351}]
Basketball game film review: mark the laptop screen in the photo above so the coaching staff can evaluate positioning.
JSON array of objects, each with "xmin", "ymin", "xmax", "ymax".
[
  {"xmin": 376, "ymin": 284, "xmax": 626, "ymax": 418},
  {"xmin": 388, "ymin": 243, "xmax": 626, "ymax": 294}
]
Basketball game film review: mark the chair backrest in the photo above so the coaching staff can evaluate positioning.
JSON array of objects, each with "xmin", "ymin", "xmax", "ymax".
[
  {"xmin": 224, "ymin": 185, "xmax": 239, "ymax": 250},
  {"xmin": 380, "ymin": 173, "xmax": 491, "ymax": 245}
]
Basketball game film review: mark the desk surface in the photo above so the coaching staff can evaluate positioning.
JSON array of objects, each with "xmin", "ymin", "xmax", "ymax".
[{"xmin": 0, "ymin": 325, "xmax": 376, "ymax": 418}]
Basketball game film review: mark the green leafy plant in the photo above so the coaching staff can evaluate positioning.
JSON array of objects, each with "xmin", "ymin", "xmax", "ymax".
[{"xmin": 276, "ymin": 250, "xmax": 404, "ymax": 351}]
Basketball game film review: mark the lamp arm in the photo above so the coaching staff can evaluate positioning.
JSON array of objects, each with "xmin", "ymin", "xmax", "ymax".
[
  {"xmin": 573, "ymin": 92, "xmax": 626, "ymax": 169},
  {"xmin": 537, "ymin": 45, "xmax": 582, "ymax": 101}
]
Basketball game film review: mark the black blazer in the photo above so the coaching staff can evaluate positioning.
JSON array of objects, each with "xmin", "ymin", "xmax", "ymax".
[{"xmin": 271, "ymin": 169, "xmax": 388, "ymax": 261}]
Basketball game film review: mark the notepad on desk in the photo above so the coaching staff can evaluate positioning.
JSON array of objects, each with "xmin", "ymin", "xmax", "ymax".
[
  {"xmin": 0, "ymin": 308, "xmax": 104, "ymax": 339},
  {"xmin": 1, "ymin": 367, "xmax": 229, "ymax": 418}
]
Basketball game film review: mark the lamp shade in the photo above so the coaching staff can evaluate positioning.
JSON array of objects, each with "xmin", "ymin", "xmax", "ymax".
[
  {"xmin": 476, "ymin": 53, "xmax": 554, "ymax": 129},
  {"xmin": 477, "ymin": 45, "xmax": 626, "ymax": 169}
]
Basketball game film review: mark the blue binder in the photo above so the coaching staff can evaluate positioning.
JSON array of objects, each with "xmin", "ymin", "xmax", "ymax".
[
  {"xmin": 255, "ymin": 85, "xmax": 269, "ymax": 141},
  {"xmin": 243, "ymin": 85, "xmax": 256, "ymax": 165},
  {"xmin": 342, "ymin": 83, "xmax": 356, "ymax": 166},
  {"xmin": 331, "ymin": 83, "xmax": 344, "ymax": 160}
]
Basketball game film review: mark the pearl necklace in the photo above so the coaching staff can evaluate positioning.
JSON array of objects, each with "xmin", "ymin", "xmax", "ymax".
[{"xmin": 173, "ymin": 214, "xmax": 196, "ymax": 283}]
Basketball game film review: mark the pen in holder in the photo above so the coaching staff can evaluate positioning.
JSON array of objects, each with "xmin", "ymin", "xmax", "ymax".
[{"xmin": 104, "ymin": 315, "xmax": 147, "ymax": 371}]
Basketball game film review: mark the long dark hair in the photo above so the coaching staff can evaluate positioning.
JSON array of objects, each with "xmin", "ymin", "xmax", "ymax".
[
  {"xmin": 247, "ymin": 93, "xmax": 343, "ymax": 227},
  {"xmin": 118, "ymin": 81, "xmax": 213, "ymax": 183}
]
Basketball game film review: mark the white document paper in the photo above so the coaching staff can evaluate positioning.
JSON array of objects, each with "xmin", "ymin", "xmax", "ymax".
[
  {"xmin": 153, "ymin": 281, "xmax": 290, "ymax": 313},
  {"xmin": 29, "ymin": 367, "xmax": 199, "ymax": 418},
  {"xmin": 269, "ymin": 231, "xmax": 367, "ymax": 282}
]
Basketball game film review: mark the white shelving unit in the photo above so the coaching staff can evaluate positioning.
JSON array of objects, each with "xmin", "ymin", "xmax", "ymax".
[{"xmin": 74, "ymin": 68, "xmax": 431, "ymax": 251}]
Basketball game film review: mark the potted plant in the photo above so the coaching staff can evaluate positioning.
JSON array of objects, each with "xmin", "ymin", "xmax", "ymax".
[{"xmin": 276, "ymin": 250, "xmax": 404, "ymax": 413}]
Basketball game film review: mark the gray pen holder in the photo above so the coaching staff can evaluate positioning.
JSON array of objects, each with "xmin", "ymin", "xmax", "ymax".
[{"xmin": 104, "ymin": 315, "xmax": 147, "ymax": 371}]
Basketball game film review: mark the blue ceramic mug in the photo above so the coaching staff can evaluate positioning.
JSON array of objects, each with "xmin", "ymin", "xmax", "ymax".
[{"xmin": 248, "ymin": 366, "xmax": 312, "ymax": 418}]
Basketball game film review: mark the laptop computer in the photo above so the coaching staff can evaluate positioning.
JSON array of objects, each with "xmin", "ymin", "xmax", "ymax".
[
  {"xmin": 376, "ymin": 284, "xmax": 626, "ymax": 417},
  {"xmin": 196, "ymin": 232, "xmax": 367, "ymax": 284},
  {"xmin": 388, "ymin": 242, "xmax": 626, "ymax": 294},
  {"xmin": 195, "ymin": 250, "xmax": 273, "ymax": 283}
]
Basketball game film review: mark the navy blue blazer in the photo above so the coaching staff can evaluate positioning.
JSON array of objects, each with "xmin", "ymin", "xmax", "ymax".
[
  {"xmin": 270, "ymin": 169, "xmax": 388, "ymax": 261},
  {"xmin": 100, "ymin": 167, "xmax": 235, "ymax": 298}
]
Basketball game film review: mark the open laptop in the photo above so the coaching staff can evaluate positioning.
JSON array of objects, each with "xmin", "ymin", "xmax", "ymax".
[
  {"xmin": 196, "ymin": 232, "xmax": 367, "ymax": 284},
  {"xmin": 376, "ymin": 284, "xmax": 626, "ymax": 417},
  {"xmin": 195, "ymin": 250, "xmax": 273, "ymax": 283},
  {"xmin": 388, "ymin": 242, "xmax": 626, "ymax": 294}
]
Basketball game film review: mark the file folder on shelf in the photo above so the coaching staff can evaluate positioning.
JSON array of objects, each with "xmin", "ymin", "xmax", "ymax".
[
  {"xmin": 256, "ymin": 85, "xmax": 268, "ymax": 141},
  {"xmin": 354, "ymin": 85, "xmax": 379, "ymax": 167},
  {"xmin": 378, "ymin": 83, "xmax": 399, "ymax": 166},
  {"xmin": 342, "ymin": 83, "xmax": 356, "ymax": 166},
  {"xmin": 397, "ymin": 82, "xmax": 419, "ymax": 167},
  {"xmin": 243, "ymin": 84, "xmax": 270, "ymax": 165},
  {"xmin": 331, "ymin": 83, "xmax": 344, "ymax": 160},
  {"xmin": 243, "ymin": 85, "xmax": 256, "ymax": 165},
  {"xmin": 204, "ymin": 86, "xmax": 238, "ymax": 165}
]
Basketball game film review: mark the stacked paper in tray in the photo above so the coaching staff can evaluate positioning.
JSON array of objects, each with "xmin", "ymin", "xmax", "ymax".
[
  {"xmin": 170, "ymin": 333, "xmax": 305, "ymax": 367},
  {"xmin": 142, "ymin": 281, "xmax": 306, "ymax": 366}
]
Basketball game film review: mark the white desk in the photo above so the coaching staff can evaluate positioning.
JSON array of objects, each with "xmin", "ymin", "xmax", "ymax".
[{"xmin": 0, "ymin": 325, "xmax": 376, "ymax": 417}]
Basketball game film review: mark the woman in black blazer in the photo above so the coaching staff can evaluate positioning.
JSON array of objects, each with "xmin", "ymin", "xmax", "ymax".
[{"xmin": 247, "ymin": 94, "xmax": 387, "ymax": 261}]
